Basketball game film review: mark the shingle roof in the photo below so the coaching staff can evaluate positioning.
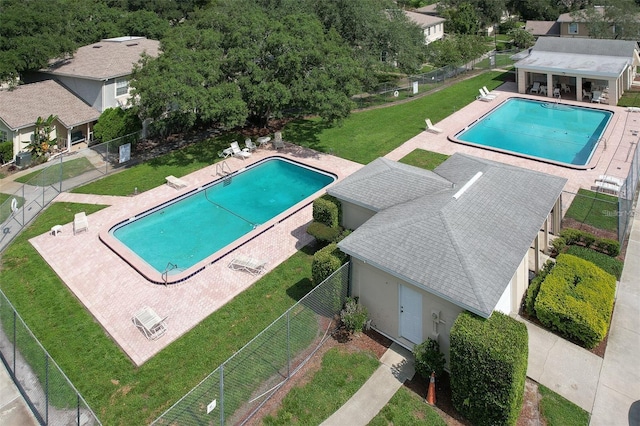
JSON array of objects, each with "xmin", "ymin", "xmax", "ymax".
[
  {"xmin": 42, "ymin": 37, "xmax": 160, "ymax": 80},
  {"xmin": 404, "ymin": 10, "xmax": 445, "ymax": 27},
  {"xmin": 515, "ymin": 37, "xmax": 637, "ymax": 78},
  {"xmin": 333, "ymin": 154, "xmax": 567, "ymax": 317},
  {"xmin": 0, "ymin": 80, "xmax": 100, "ymax": 130},
  {"xmin": 327, "ymin": 157, "xmax": 453, "ymax": 212},
  {"xmin": 525, "ymin": 20, "xmax": 560, "ymax": 36}
]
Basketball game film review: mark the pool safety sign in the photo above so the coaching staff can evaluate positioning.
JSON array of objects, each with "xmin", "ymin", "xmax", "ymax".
[
  {"xmin": 119, "ymin": 143, "xmax": 131, "ymax": 163},
  {"xmin": 207, "ymin": 399, "xmax": 217, "ymax": 414}
]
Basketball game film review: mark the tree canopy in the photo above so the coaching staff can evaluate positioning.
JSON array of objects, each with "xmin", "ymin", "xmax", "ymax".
[{"xmin": 573, "ymin": 1, "xmax": 640, "ymax": 40}]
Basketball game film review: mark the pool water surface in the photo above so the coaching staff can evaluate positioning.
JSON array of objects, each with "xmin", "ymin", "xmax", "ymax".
[
  {"xmin": 453, "ymin": 98, "xmax": 612, "ymax": 167},
  {"xmin": 106, "ymin": 157, "xmax": 335, "ymax": 283}
]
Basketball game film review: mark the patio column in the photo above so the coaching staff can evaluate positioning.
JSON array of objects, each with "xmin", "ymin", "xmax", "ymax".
[
  {"xmin": 534, "ymin": 234, "xmax": 540, "ymax": 273},
  {"xmin": 576, "ymin": 76, "xmax": 583, "ymax": 101},
  {"xmin": 547, "ymin": 74, "xmax": 554, "ymax": 98},
  {"xmin": 517, "ymin": 69, "xmax": 527, "ymax": 94},
  {"xmin": 543, "ymin": 216, "xmax": 549, "ymax": 251}
]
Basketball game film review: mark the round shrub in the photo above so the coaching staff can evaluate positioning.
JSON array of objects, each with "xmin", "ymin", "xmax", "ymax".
[
  {"xmin": 311, "ymin": 243, "xmax": 348, "ymax": 286},
  {"xmin": 341, "ymin": 297, "xmax": 368, "ymax": 333},
  {"xmin": 413, "ymin": 338, "xmax": 446, "ymax": 379}
]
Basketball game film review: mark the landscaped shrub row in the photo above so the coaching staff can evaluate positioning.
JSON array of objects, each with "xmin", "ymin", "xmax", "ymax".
[
  {"xmin": 566, "ymin": 245, "xmax": 623, "ymax": 279},
  {"xmin": 524, "ymin": 260, "xmax": 555, "ymax": 317},
  {"xmin": 450, "ymin": 312, "xmax": 528, "ymax": 426},
  {"xmin": 311, "ymin": 242, "xmax": 348, "ymax": 285},
  {"xmin": 312, "ymin": 195, "xmax": 341, "ymax": 228},
  {"xmin": 535, "ymin": 254, "xmax": 616, "ymax": 349},
  {"xmin": 555, "ymin": 228, "xmax": 620, "ymax": 257}
]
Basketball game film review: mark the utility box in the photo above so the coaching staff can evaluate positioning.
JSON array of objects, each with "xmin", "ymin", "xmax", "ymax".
[{"xmin": 15, "ymin": 151, "xmax": 31, "ymax": 167}]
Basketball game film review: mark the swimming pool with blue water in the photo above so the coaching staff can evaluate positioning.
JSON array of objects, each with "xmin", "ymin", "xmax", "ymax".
[
  {"xmin": 106, "ymin": 157, "xmax": 335, "ymax": 283},
  {"xmin": 453, "ymin": 98, "xmax": 612, "ymax": 167}
]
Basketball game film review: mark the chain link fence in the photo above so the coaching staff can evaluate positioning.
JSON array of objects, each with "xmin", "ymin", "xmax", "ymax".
[
  {"xmin": 619, "ymin": 139, "xmax": 640, "ymax": 244},
  {"xmin": 0, "ymin": 132, "xmax": 141, "ymax": 251},
  {"xmin": 0, "ymin": 289, "xmax": 101, "ymax": 425},
  {"xmin": 152, "ymin": 262, "xmax": 350, "ymax": 426}
]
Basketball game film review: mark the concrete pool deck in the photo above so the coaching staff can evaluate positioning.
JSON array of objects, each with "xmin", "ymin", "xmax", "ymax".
[{"xmin": 29, "ymin": 146, "xmax": 362, "ymax": 366}]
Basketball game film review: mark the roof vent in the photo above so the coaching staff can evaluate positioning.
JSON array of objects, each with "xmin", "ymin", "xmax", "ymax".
[{"xmin": 453, "ymin": 172, "xmax": 483, "ymax": 200}]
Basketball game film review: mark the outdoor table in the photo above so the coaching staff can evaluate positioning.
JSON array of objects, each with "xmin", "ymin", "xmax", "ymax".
[{"xmin": 257, "ymin": 136, "xmax": 271, "ymax": 148}]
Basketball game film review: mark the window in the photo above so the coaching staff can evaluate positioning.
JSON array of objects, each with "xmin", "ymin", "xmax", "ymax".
[
  {"xmin": 427, "ymin": 26, "xmax": 431, "ymax": 35},
  {"xmin": 0, "ymin": 130, "xmax": 7, "ymax": 142},
  {"xmin": 116, "ymin": 78, "xmax": 129, "ymax": 97},
  {"xmin": 568, "ymin": 23, "xmax": 578, "ymax": 34}
]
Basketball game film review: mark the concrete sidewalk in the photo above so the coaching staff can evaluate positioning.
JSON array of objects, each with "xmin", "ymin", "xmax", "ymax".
[
  {"xmin": 321, "ymin": 343, "xmax": 415, "ymax": 426},
  {"xmin": 0, "ymin": 364, "xmax": 38, "ymax": 426}
]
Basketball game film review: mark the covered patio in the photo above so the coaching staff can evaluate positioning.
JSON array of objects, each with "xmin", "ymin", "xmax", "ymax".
[{"xmin": 514, "ymin": 38, "xmax": 640, "ymax": 105}]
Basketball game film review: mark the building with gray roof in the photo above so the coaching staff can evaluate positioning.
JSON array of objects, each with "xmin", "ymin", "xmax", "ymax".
[
  {"xmin": 328, "ymin": 154, "xmax": 566, "ymax": 363},
  {"xmin": 514, "ymin": 37, "xmax": 639, "ymax": 104}
]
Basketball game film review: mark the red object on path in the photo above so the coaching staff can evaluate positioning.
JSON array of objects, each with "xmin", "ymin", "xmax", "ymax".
[{"xmin": 426, "ymin": 371, "xmax": 436, "ymax": 405}]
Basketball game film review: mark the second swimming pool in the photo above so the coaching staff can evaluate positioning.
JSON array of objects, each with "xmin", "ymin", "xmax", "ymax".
[
  {"xmin": 453, "ymin": 98, "xmax": 612, "ymax": 168},
  {"xmin": 104, "ymin": 157, "xmax": 336, "ymax": 284}
]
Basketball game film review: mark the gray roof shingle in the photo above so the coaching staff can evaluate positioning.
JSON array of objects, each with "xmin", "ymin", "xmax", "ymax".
[
  {"xmin": 335, "ymin": 154, "xmax": 567, "ymax": 317},
  {"xmin": 43, "ymin": 36, "xmax": 160, "ymax": 80},
  {"xmin": 0, "ymin": 80, "xmax": 100, "ymax": 130}
]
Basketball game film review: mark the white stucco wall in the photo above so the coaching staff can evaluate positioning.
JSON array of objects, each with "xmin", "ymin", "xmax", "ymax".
[{"xmin": 340, "ymin": 200, "xmax": 376, "ymax": 230}]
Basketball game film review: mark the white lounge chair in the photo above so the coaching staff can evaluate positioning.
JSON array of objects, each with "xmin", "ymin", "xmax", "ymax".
[
  {"xmin": 228, "ymin": 255, "xmax": 267, "ymax": 275},
  {"xmin": 592, "ymin": 181, "xmax": 620, "ymax": 195},
  {"xmin": 245, "ymin": 138, "xmax": 258, "ymax": 152},
  {"xmin": 165, "ymin": 175, "xmax": 188, "ymax": 189},
  {"xmin": 582, "ymin": 89, "xmax": 592, "ymax": 101},
  {"xmin": 561, "ymin": 83, "xmax": 570, "ymax": 93},
  {"xmin": 477, "ymin": 88, "xmax": 495, "ymax": 102},
  {"xmin": 273, "ymin": 132, "xmax": 284, "ymax": 149},
  {"xmin": 425, "ymin": 119, "xmax": 443, "ymax": 134},
  {"xmin": 483, "ymin": 86, "xmax": 498, "ymax": 97},
  {"xmin": 553, "ymin": 87, "xmax": 561, "ymax": 98},
  {"xmin": 530, "ymin": 82, "xmax": 540, "ymax": 94},
  {"xmin": 591, "ymin": 91, "xmax": 602, "ymax": 103},
  {"xmin": 132, "ymin": 306, "xmax": 167, "ymax": 340},
  {"xmin": 597, "ymin": 175, "xmax": 624, "ymax": 187},
  {"xmin": 230, "ymin": 141, "xmax": 251, "ymax": 159},
  {"xmin": 73, "ymin": 212, "xmax": 88, "ymax": 235}
]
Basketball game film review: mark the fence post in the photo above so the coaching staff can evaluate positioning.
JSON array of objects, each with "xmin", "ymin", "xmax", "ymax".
[
  {"xmin": 12, "ymin": 310, "xmax": 16, "ymax": 373},
  {"xmin": 286, "ymin": 310, "xmax": 291, "ymax": 379},
  {"xmin": 59, "ymin": 155, "xmax": 63, "ymax": 193},
  {"xmin": 219, "ymin": 364, "xmax": 224, "ymax": 426},
  {"xmin": 45, "ymin": 353, "xmax": 49, "ymax": 424}
]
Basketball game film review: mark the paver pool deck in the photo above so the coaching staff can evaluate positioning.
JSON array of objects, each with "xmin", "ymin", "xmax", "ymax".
[{"xmin": 29, "ymin": 146, "xmax": 362, "ymax": 366}]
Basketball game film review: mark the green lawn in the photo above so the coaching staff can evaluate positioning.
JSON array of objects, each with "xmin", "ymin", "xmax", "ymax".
[
  {"xmin": 14, "ymin": 157, "xmax": 97, "ymax": 186},
  {"xmin": 565, "ymin": 189, "xmax": 618, "ymax": 232},
  {"xmin": 369, "ymin": 387, "xmax": 446, "ymax": 426},
  {"xmin": 618, "ymin": 91, "xmax": 640, "ymax": 108},
  {"xmin": 539, "ymin": 384, "xmax": 590, "ymax": 426},
  {"xmin": 263, "ymin": 348, "xmax": 380, "ymax": 425},
  {"xmin": 284, "ymin": 71, "xmax": 506, "ymax": 164},
  {"xmin": 72, "ymin": 133, "xmax": 241, "ymax": 196},
  {"xmin": 399, "ymin": 149, "xmax": 450, "ymax": 170},
  {"xmin": 0, "ymin": 203, "xmax": 319, "ymax": 425}
]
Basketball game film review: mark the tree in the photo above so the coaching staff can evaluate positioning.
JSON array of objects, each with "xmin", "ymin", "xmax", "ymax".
[
  {"xmin": 442, "ymin": 3, "xmax": 481, "ymax": 35},
  {"xmin": 94, "ymin": 108, "xmax": 142, "ymax": 143},
  {"xmin": 574, "ymin": 1, "xmax": 640, "ymax": 40},
  {"xmin": 440, "ymin": 0, "xmax": 505, "ymax": 31},
  {"xmin": 132, "ymin": 1, "xmax": 366, "ymax": 131},
  {"xmin": 28, "ymin": 115, "xmax": 57, "ymax": 158},
  {"xmin": 509, "ymin": 28, "xmax": 535, "ymax": 48},
  {"xmin": 506, "ymin": 0, "xmax": 559, "ymax": 20}
]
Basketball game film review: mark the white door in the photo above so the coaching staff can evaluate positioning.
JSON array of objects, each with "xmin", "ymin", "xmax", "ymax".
[{"xmin": 399, "ymin": 285, "xmax": 422, "ymax": 343}]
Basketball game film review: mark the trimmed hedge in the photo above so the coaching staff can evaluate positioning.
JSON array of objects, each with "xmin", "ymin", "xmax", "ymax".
[
  {"xmin": 535, "ymin": 254, "xmax": 616, "ymax": 348},
  {"xmin": 450, "ymin": 312, "xmax": 528, "ymax": 426},
  {"xmin": 306, "ymin": 222, "xmax": 342, "ymax": 244},
  {"xmin": 0, "ymin": 141, "xmax": 12, "ymax": 164},
  {"xmin": 558, "ymin": 228, "xmax": 620, "ymax": 257},
  {"xmin": 566, "ymin": 246, "xmax": 623, "ymax": 279},
  {"xmin": 524, "ymin": 260, "xmax": 555, "ymax": 317},
  {"xmin": 311, "ymin": 242, "xmax": 348, "ymax": 286},
  {"xmin": 312, "ymin": 195, "xmax": 341, "ymax": 228}
]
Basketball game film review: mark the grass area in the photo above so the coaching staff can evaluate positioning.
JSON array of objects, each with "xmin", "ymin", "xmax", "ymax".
[
  {"xmin": 399, "ymin": 149, "xmax": 450, "ymax": 170},
  {"xmin": 565, "ymin": 245, "xmax": 623, "ymax": 278},
  {"xmin": 72, "ymin": 133, "xmax": 241, "ymax": 196},
  {"xmin": 565, "ymin": 189, "xmax": 618, "ymax": 232},
  {"xmin": 263, "ymin": 348, "xmax": 380, "ymax": 425},
  {"xmin": 617, "ymin": 91, "xmax": 640, "ymax": 108},
  {"xmin": 14, "ymin": 157, "xmax": 97, "ymax": 185},
  {"xmin": 539, "ymin": 384, "xmax": 590, "ymax": 426},
  {"xmin": 369, "ymin": 387, "xmax": 446, "ymax": 426},
  {"xmin": 284, "ymin": 71, "xmax": 506, "ymax": 164},
  {"xmin": 0, "ymin": 203, "xmax": 319, "ymax": 425},
  {"xmin": 0, "ymin": 193, "xmax": 25, "ymax": 223}
]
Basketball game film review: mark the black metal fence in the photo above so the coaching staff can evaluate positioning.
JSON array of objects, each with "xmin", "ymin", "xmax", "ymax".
[
  {"xmin": 0, "ymin": 289, "xmax": 101, "ymax": 425},
  {"xmin": 152, "ymin": 262, "xmax": 350, "ymax": 426}
]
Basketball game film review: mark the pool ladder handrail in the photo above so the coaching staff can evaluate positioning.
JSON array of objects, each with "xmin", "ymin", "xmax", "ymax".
[
  {"xmin": 162, "ymin": 262, "xmax": 179, "ymax": 286},
  {"xmin": 216, "ymin": 161, "xmax": 232, "ymax": 176}
]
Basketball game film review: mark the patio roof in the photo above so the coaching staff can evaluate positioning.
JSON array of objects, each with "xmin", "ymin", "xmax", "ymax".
[
  {"xmin": 515, "ymin": 37, "xmax": 638, "ymax": 78},
  {"xmin": 333, "ymin": 154, "xmax": 567, "ymax": 317}
]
